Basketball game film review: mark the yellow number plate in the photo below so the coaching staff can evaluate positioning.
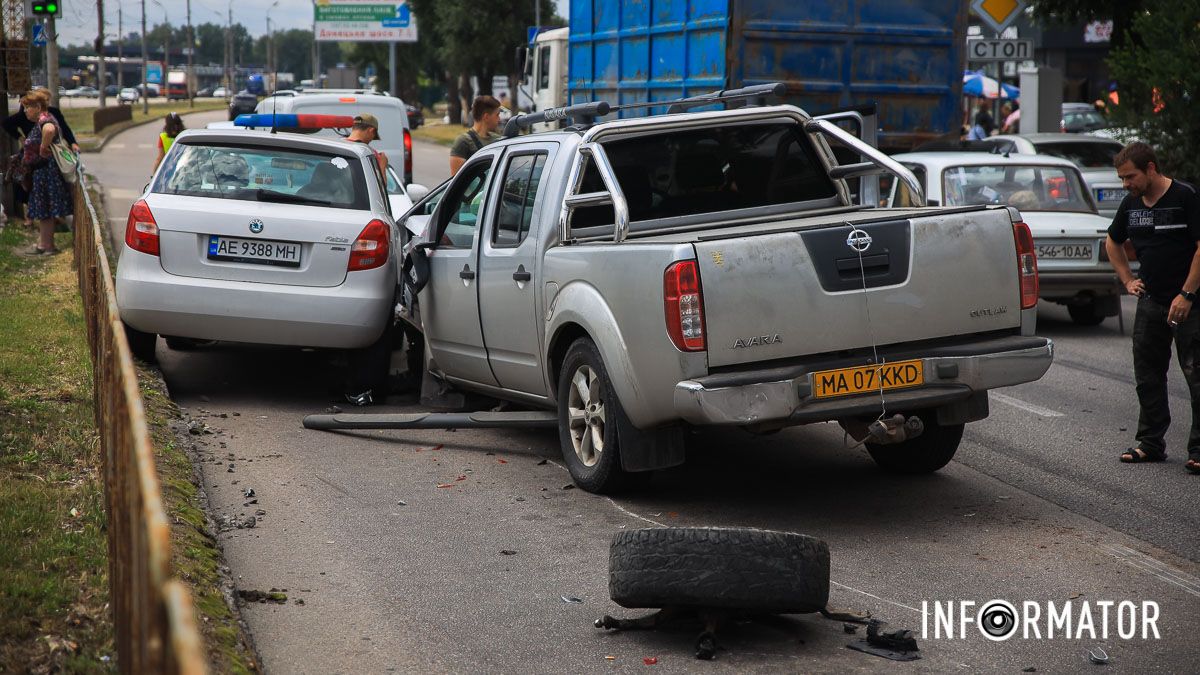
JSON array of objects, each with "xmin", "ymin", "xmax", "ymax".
[{"xmin": 811, "ymin": 360, "xmax": 925, "ymax": 399}]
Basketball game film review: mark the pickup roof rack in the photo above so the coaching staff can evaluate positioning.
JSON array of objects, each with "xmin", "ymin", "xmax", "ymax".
[{"xmin": 502, "ymin": 82, "xmax": 787, "ymax": 138}]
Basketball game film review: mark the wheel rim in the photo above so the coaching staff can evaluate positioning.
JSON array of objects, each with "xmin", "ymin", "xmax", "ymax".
[{"xmin": 566, "ymin": 364, "xmax": 605, "ymax": 467}]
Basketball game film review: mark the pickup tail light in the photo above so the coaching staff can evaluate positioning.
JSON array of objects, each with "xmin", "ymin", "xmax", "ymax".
[
  {"xmin": 125, "ymin": 199, "xmax": 160, "ymax": 256},
  {"xmin": 664, "ymin": 260, "xmax": 706, "ymax": 351},
  {"xmin": 348, "ymin": 219, "xmax": 390, "ymax": 271},
  {"xmin": 1013, "ymin": 221, "xmax": 1038, "ymax": 310},
  {"xmin": 403, "ymin": 128, "xmax": 413, "ymax": 183}
]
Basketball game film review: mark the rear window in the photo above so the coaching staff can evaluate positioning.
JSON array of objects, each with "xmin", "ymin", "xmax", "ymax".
[
  {"xmin": 153, "ymin": 142, "xmax": 369, "ymax": 210},
  {"xmin": 942, "ymin": 164, "xmax": 1093, "ymax": 213},
  {"xmin": 284, "ymin": 99, "xmax": 407, "ymax": 147},
  {"xmin": 575, "ymin": 122, "xmax": 838, "ymax": 228},
  {"xmin": 1032, "ymin": 141, "xmax": 1121, "ymax": 168}
]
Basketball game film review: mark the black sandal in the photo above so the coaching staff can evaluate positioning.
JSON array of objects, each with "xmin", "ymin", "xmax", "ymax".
[{"xmin": 1120, "ymin": 447, "xmax": 1166, "ymax": 463}]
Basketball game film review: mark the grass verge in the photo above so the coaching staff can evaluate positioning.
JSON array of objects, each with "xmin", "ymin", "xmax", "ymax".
[
  {"xmin": 0, "ymin": 223, "xmax": 113, "ymax": 671},
  {"xmin": 68, "ymin": 101, "xmax": 228, "ymax": 152},
  {"xmin": 412, "ymin": 122, "xmax": 465, "ymax": 147}
]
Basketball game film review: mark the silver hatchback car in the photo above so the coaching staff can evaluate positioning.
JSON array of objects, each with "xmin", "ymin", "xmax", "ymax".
[{"xmin": 115, "ymin": 129, "xmax": 401, "ymax": 393}]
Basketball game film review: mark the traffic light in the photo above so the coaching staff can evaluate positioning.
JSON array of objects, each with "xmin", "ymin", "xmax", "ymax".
[{"xmin": 29, "ymin": 2, "xmax": 62, "ymax": 19}]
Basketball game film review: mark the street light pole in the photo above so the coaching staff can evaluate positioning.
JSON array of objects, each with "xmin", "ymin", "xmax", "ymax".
[
  {"xmin": 97, "ymin": 0, "xmax": 107, "ymax": 108},
  {"xmin": 266, "ymin": 1, "xmax": 279, "ymax": 92},
  {"xmin": 117, "ymin": 5, "xmax": 124, "ymax": 91},
  {"xmin": 186, "ymin": 0, "xmax": 193, "ymax": 107},
  {"xmin": 141, "ymin": 0, "xmax": 149, "ymax": 114}
]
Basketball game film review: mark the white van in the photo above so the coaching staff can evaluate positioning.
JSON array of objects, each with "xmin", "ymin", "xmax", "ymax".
[{"xmin": 256, "ymin": 91, "xmax": 413, "ymax": 184}]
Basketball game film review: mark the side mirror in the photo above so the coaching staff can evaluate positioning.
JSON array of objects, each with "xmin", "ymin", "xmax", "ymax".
[{"xmin": 406, "ymin": 183, "xmax": 430, "ymax": 201}]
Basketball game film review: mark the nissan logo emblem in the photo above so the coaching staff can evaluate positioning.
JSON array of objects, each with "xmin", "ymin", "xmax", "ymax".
[
  {"xmin": 249, "ymin": 219, "xmax": 264, "ymax": 234},
  {"xmin": 846, "ymin": 228, "xmax": 872, "ymax": 253}
]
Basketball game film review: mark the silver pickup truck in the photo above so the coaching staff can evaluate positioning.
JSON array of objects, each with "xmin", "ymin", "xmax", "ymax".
[{"xmin": 396, "ymin": 96, "xmax": 1053, "ymax": 493}]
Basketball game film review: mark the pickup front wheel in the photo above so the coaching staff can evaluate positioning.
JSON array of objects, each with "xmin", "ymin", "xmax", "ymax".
[
  {"xmin": 557, "ymin": 338, "xmax": 638, "ymax": 493},
  {"xmin": 866, "ymin": 411, "xmax": 963, "ymax": 474}
]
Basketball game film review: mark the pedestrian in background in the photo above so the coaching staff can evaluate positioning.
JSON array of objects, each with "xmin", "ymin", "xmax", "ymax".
[
  {"xmin": 1104, "ymin": 141, "xmax": 1200, "ymax": 474},
  {"xmin": 153, "ymin": 112, "xmax": 185, "ymax": 172},
  {"xmin": 449, "ymin": 95, "xmax": 502, "ymax": 176},
  {"xmin": 1002, "ymin": 101, "xmax": 1020, "ymax": 134},
  {"xmin": 19, "ymin": 91, "xmax": 73, "ymax": 255},
  {"xmin": 346, "ymin": 113, "xmax": 388, "ymax": 173},
  {"xmin": 3, "ymin": 88, "xmax": 78, "ymax": 228}
]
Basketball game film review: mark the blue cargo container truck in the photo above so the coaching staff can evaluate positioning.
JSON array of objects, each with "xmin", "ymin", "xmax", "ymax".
[{"xmin": 547, "ymin": 0, "xmax": 967, "ymax": 151}]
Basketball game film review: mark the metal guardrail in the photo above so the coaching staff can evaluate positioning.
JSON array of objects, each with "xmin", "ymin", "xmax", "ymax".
[{"xmin": 72, "ymin": 177, "xmax": 208, "ymax": 675}]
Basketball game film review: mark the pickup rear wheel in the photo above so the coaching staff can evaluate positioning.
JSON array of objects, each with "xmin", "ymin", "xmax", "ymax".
[
  {"xmin": 558, "ymin": 338, "xmax": 638, "ymax": 493},
  {"xmin": 866, "ymin": 411, "xmax": 963, "ymax": 474}
]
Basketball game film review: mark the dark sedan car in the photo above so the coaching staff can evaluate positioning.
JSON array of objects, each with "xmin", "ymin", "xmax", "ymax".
[
  {"xmin": 405, "ymin": 103, "xmax": 424, "ymax": 129},
  {"xmin": 228, "ymin": 91, "xmax": 259, "ymax": 120}
]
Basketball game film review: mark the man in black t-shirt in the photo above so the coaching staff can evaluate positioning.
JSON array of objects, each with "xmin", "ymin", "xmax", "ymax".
[{"xmin": 1105, "ymin": 142, "xmax": 1200, "ymax": 473}]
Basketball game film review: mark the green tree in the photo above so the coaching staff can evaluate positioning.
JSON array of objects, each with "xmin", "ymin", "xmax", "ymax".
[
  {"xmin": 1029, "ymin": 0, "xmax": 1145, "ymax": 48},
  {"xmin": 1106, "ymin": 0, "xmax": 1200, "ymax": 183}
]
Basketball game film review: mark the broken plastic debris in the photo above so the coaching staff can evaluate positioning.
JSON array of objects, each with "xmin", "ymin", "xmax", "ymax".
[
  {"xmin": 562, "ymin": 484, "xmax": 575, "ymax": 490},
  {"xmin": 243, "ymin": 488, "xmax": 255, "ymax": 498},
  {"xmin": 396, "ymin": 500, "xmax": 407, "ymax": 506},
  {"xmin": 497, "ymin": 459, "xmax": 508, "ymax": 464},
  {"xmin": 455, "ymin": 475, "xmax": 467, "ymax": 482},
  {"xmin": 605, "ymin": 655, "xmax": 616, "ymax": 661},
  {"xmin": 500, "ymin": 550, "xmax": 517, "ymax": 555},
  {"xmin": 561, "ymin": 595, "xmax": 584, "ymax": 603},
  {"xmin": 344, "ymin": 390, "xmax": 373, "ymax": 407},
  {"xmin": 436, "ymin": 483, "xmax": 455, "ymax": 489},
  {"xmin": 643, "ymin": 657, "xmax": 658, "ymax": 665},
  {"xmin": 537, "ymin": 459, "xmax": 548, "ymax": 465},
  {"xmin": 69, "ymin": 508, "xmax": 80, "ymax": 518},
  {"xmin": 1087, "ymin": 646, "xmax": 1109, "ymax": 664}
]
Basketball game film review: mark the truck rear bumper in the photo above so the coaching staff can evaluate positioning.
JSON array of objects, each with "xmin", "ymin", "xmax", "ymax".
[{"xmin": 673, "ymin": 336, "xmax": 1053, "ymax": 426}]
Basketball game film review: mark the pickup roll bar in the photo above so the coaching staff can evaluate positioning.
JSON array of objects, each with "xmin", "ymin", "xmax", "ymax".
[
  {"xmin": 803, "ymin": 118, "xmax": 926, "ymax": 206},
  {"xmin": 503, "ymin": 101, "xmax": 612, "ymax": 138}
]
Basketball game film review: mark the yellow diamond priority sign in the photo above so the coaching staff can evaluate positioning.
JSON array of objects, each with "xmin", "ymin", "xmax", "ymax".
[{"xmin": 972, "ymin": 0, "xmax": 1026, "ymax": 34}]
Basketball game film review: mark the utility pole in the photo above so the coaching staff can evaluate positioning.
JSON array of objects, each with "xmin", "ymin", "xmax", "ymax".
[
  {"xmin": 225, "ymin": 3, "xmax": 232, "ymax": 95},
  {"xmin": 311, "ymin": 0, "xmax": 318, "ymax": 88},
  {"xmin": 186, "ymin": 0, "xmax": 193, "ymax": 107},
  {"xmin": 117, "ymin": 5, "xmax": 124, "ymax": 91},
  {"xmin": 46, "ymin": 15, "xmax": 58, "ymax": 108},
  {"xmin": 141, "ymin": 0, "xmax": 149, "ymax": 114},
  {"xmin": 97, "ymin": 0, "xmax": 107, "ymax": 107}
]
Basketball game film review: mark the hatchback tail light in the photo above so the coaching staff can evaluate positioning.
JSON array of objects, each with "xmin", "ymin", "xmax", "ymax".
[
  {"xmin": 403, "ymin": 128, "xmax": 413, "ymax": 184},
  {"xmin": 348, "ymin": 219, "xmax": 390, "ymax": 271},
  {"xmin": 125, "ymin": 199, "xmax": 160, "ymax": 256},
  {"xmin": 664, "ymin": 260, "xmax": 706, "ymax": 351},
  {"xmin": 1012, "ymin": 221, "xmax": 1038, "ymax": 309}
]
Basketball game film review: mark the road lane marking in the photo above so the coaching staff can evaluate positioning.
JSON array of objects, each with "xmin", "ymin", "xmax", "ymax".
[
  {"xmin": 830, "ymin": 581, "xmax": 922, "ymax": 615},
  {"xmin": 990, "ymin": 391, "xmax": 1063, "ymax": 418},
  {"xmin": 1105, "ymin": 544, "xmax": 1200, "ymax": 598},
  {"xmin": 108, "ymin": 188, "xmax": 140, "ymax": 199},
  {"xmin": 107, "ymin": 143, "xmax": 126, "ymax": 149},
  {"xmin": 136, "ymin": 143, "xmax": 154, "ymax": 149}
]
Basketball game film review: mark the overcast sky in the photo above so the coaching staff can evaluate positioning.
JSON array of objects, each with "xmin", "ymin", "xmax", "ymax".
[{"xmin": 57, "ymin": 0, "xmax": 570, "ymax": 49}]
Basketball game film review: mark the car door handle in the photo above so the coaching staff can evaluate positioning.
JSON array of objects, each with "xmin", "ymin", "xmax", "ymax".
[
  {"xmin": 459, "ymin": 264, "xmax": 475, "ymax": 280},
  {"xmin": 512, "ymin": 265, "xmax": 531, "ymax": 282}
]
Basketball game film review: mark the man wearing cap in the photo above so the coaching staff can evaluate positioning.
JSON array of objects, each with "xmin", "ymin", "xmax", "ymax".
[{"xmin": 348, "ymin": 113, "xmax": 388, "ymax": 173}]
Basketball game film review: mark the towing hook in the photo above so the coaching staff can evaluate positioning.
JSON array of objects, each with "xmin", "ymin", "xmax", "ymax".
[{"xmin": 865, "ymin": 414, "xmax": 924, "ymax": 445}]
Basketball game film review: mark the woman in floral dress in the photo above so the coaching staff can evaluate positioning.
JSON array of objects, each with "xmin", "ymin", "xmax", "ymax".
[{"xmin": 21, "ymin": 90, "xmax": 72, "ymax": 255}]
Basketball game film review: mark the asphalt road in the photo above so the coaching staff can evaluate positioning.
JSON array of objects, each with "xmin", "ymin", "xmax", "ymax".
[{"xmin": 89, "ymin": 119, "xmax": 1199, "ymax": 672}]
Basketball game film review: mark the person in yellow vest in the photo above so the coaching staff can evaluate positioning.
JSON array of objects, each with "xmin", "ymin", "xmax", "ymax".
[{"xmin": 153, "ymin": 112, "xmax": 185, "ymax": 172}]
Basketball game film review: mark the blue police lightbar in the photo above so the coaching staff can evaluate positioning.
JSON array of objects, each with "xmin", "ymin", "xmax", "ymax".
[{"xmin": 233, "ymin": 114, "xmax": 357, "ymax": 129}]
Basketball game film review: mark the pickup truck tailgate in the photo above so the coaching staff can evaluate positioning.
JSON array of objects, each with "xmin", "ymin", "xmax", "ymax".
[{"xmin": 694, "ymin": 209, "xmax": 1022, "ymax": 368}]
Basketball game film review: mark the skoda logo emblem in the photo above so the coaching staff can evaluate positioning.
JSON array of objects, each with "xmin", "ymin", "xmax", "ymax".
[
  {"xmin": 248, "ymin": 219, "xmax": 264, "ymax": 234},
  {"xmin": 846, "ymin": 228, "xmax": 872, "ymax": 253}
]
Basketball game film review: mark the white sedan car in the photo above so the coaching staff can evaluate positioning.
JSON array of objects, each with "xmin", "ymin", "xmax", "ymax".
[
  {"xmin": 115, "ymin": 129, "xmax": 404, "ymax": 394},
  {"xmin": 985, "ymin": 133, "xmax": 1126, "ymax": 219},
  {"xmin": 889, "ymin": 152, "xmax": 1128, "ymax": 326}
]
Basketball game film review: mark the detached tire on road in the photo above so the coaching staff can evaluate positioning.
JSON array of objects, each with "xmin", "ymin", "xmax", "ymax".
[
  {"xmin": 866, "ymin": 410, "xmax": 963, "ymax": 474},
  {"xmin": 609, "ymin": 527, "xmax": 830, "ymax": 614}
]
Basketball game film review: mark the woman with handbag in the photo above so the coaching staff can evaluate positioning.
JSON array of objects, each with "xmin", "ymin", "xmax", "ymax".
[
  {"xmin": 3, "ymin": 88, "xmax": 78, "ymax": 228},
  {"xmin": 20, "ymin": 90, "xmax": 73, "ymax": 256}
]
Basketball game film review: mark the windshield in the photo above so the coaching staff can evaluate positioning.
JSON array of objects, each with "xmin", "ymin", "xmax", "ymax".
[
  {"xmin": 942, "ymin": 164, "xmax": 1094, "ymax": 213},
  {"xmin": 1031, "ymin": 140, "xmax": 1122, "ymax": 168},
  {"xmin": 153, "ymin": 143, "xmax": 369, "ymax": 210}
]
